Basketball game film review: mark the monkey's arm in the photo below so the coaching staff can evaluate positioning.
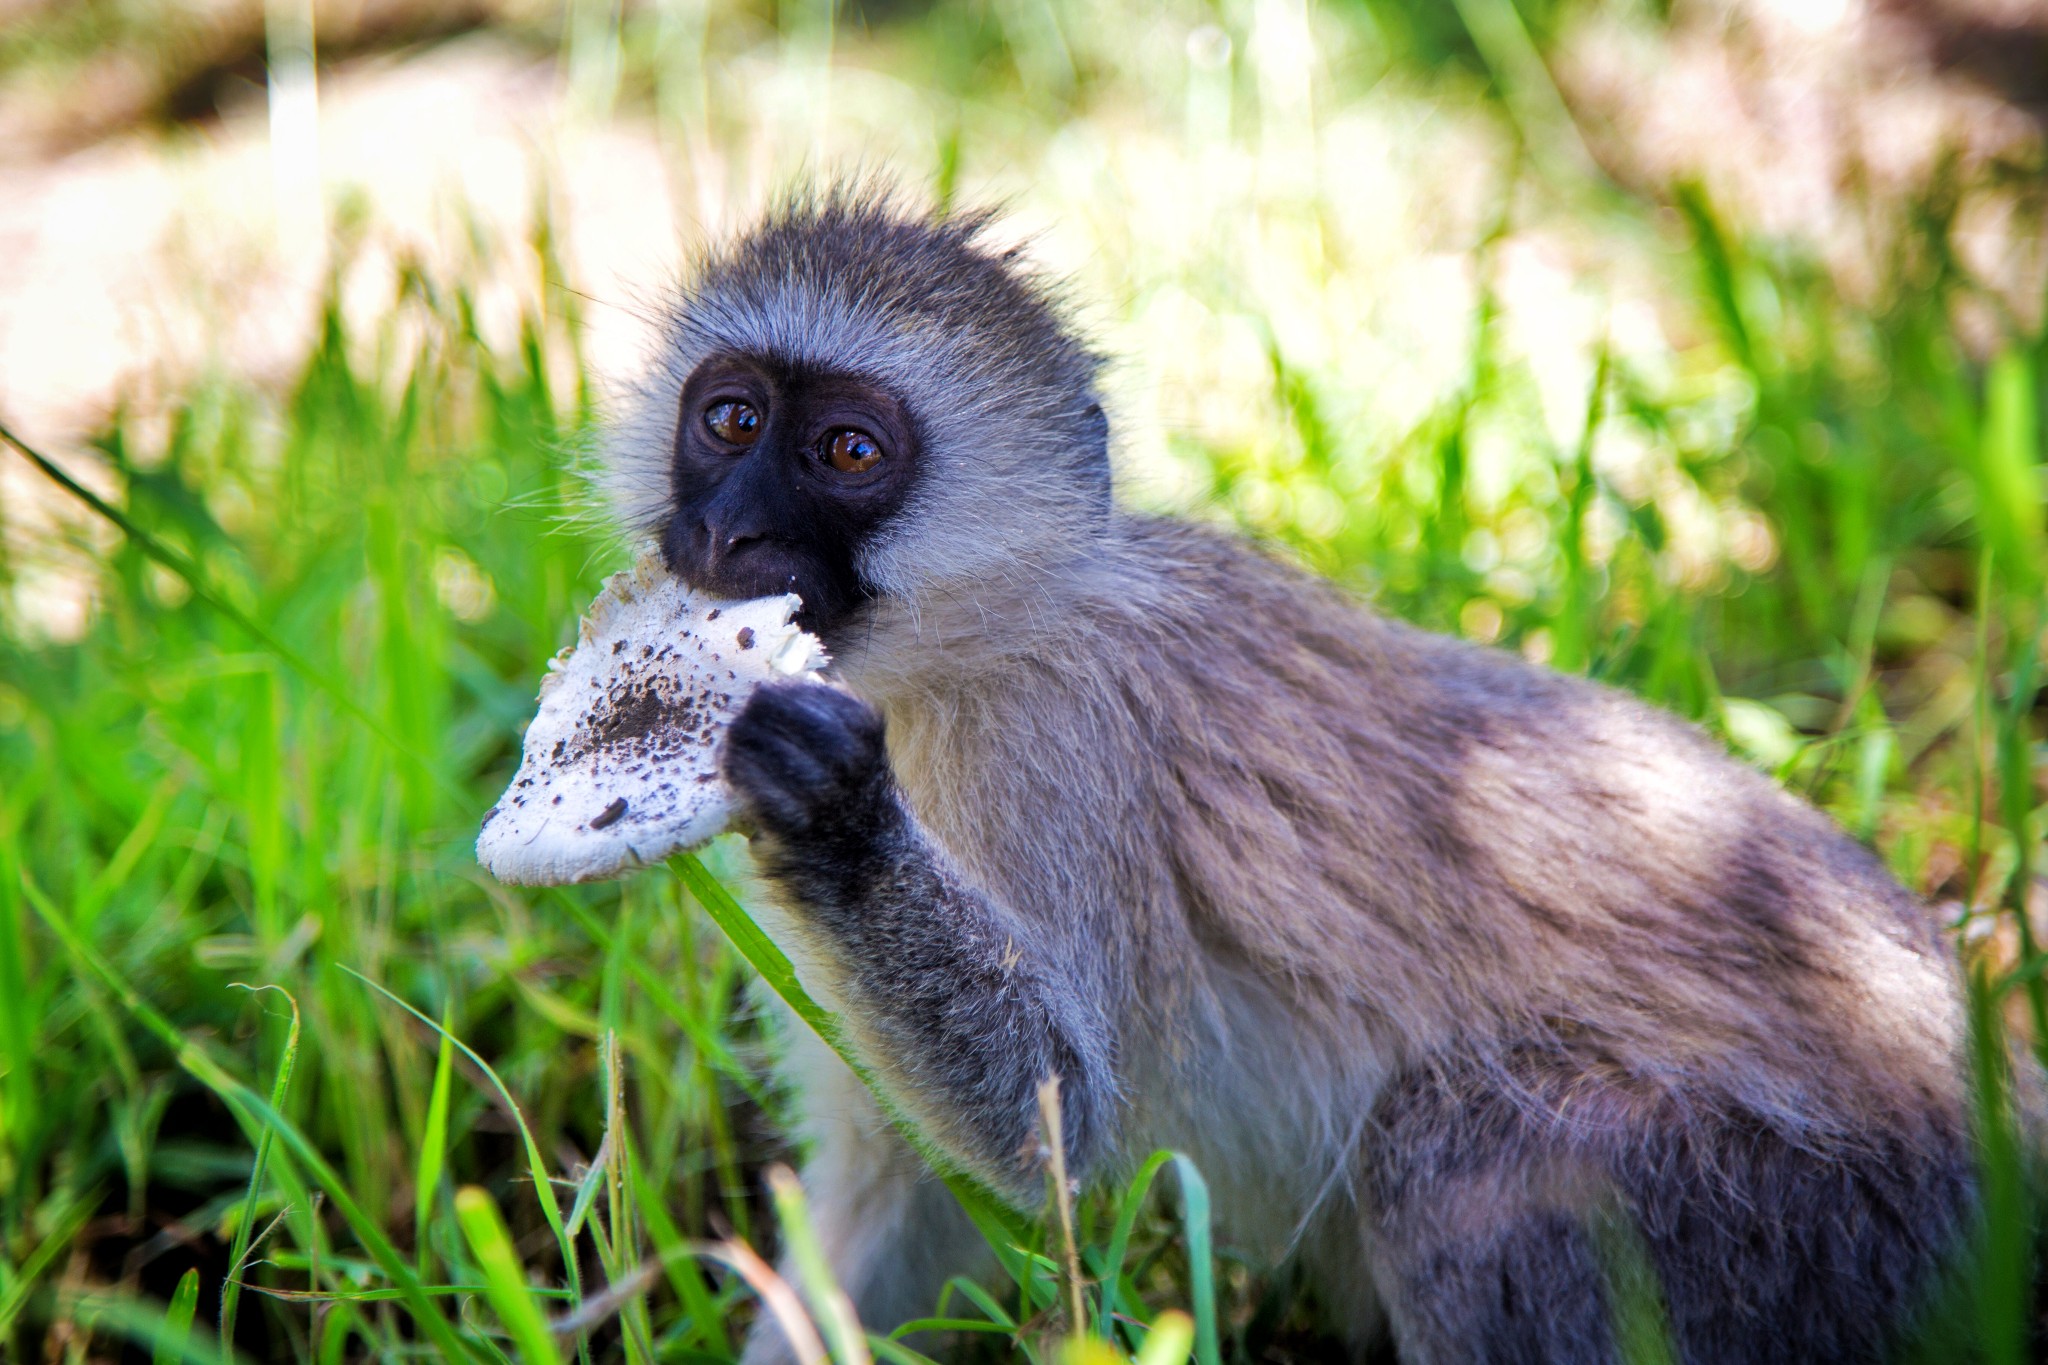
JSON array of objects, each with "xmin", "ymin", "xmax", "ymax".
[{"xmin": 720, "ymin": 681, "xmax": 1119, "ymax": 1202}]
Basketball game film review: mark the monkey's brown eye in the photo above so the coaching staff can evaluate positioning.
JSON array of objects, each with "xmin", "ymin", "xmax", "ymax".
[
  {"xmin": 825, "ymin": 428, "xmax": 883, "ymax": 473},
  {"xmin": 704, "ymin": 401, "xmax": 761, "ymax": 445}
]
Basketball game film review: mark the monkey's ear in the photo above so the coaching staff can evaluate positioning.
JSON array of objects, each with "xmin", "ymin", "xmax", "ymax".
[{"xmin": 1081, "ymin": 402, "xmax": 1113, "ymax": 504}]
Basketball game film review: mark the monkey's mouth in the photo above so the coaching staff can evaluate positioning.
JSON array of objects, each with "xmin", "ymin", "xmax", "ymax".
[
  {"xmin": 678, "ymin": 551, "xmax": 806, "ymax": 609},
  {"xmin": 476, "ymin": 546, "xmax": 827, "ymax": 886},
  {"xmin": 660, "ymin": 521, "xmax": 866, "ymax": 638},
  {"xmin": 669, "ymin": 551, "xmax": 858, "ymax": 638}
]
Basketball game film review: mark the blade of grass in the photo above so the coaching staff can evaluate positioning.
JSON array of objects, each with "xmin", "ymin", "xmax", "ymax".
[
  {"xmin": 1089, "ymin": 1151, "xmax": 1217, "ymax": 1363},
  {"xmin": 1038, "ymin": 1076, "xmax": 1087, "ymax": 1336},
  {"xmin": 241, "ymin": 1282, "xmax": 574, "ymax": 1304},
  {"xmin": 1133, "ymin": 1311, "xmax": 1196, "ymax": 1365},
  {"xmin": 456, "ymin": 1186, "xmax": 567, "ymax": 1365},
  {"xmin": 623, "ymin": 1128, "xmax": 732, "ymax": 1357},
  {"xmin": 1554, "ymin": 342, "xmax": 1611, "ymax": 675},
  {"xmin": 548, "ymin": 888, "xmax": 770, "ymax": 1107},
  {"xmin": 417, "ymin": 1006, "xmax": 457, "ymax": 1281},
  {"xmin": 1968, "ymin": 966, "xmax": 2029, "ymax": 1365},
  {"xmin": 339, "ymin": 966, "xmax": 586, "ymax": 1318},
  {"xmin": 1968, "ymin": 550, "xmax": 1994, "ymax": 915},
  {"xmin": 768, "ymin": 1165, "xmax": 870, "ymax": 1365},
  {"xmin": 0, "ymin": 417, "xmax": 462, "ymax": 803},
  {"xmin": 547, "ymin": 1262, "xmax": 663, "ymax": 1344},
  {"xmin": 218, "ymin": 984, "xmax": 300, "ymax": 1353},
  {"xmin": 0, "ymin": 824, "xmax": 31, "ymax": 1176},
  {"xmin": 0, "ymin": 1183, "xmax": 104, "ymax": 1339},
  {"xmin": 154, "ymin": 1269, "xmax": 201, "ymax": 1365},
  {"xmin": 594, "ymin": 1032, "xmax": 657, "ymax": 1365},
  {"xmin": 1166, "ymin": 1157, "xmax": 1219, "ymax": 1365},
  {"xmin": 58, "ymin": 1288, "xmax": 248, "ymax": 1365},
  {"xmin": 671, "ymin": 853, "xmax": 1031, "ymax": 1250},
  {"xmin": 705, "ymin": 1237, "xmax": 828, "ymax": 1365},
  {"xmin": 1975, "ymin": 350, "xmax": 2045, "ymax": 598},
  {"xmin": 564, "ymin": 1134, "xmax": 611, "ymax": 1241},
  {"xmin": 1589, "ymin": 1203, "xmax": 1677, "ymax": 1365},
  {"xmin": 888, "ymin": 1318, "xmax": 1021, "ymax": 1338},
  {"xmin": 933, "ymin": 1277, "xmax": 1016, "ymax": 1331},
  {"xmin": 1994, "ymin": 616, "xmax": 2048, "ymax": 1066},
  {"xmin": 866, "ymin": 1336, "xmax": 946, "ymax": 1365},
  {"xmin": 1445, "ymin": 0, "xmax": 1598, "ymax": 185},
  {"xmin": 1096, "ymin": 1149, "xmax": 1175, "ymax": 1339},
  {"xmin": 19, "ymin": 871, "xmax": 481, "ymax": 1363}
]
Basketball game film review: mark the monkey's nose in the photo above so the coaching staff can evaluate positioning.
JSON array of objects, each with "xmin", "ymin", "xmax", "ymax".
[
  {"xmin": 702, "ymin": 518, "xmax": 765, "ymax": 563},
  {"xmin": 661, "ymin": 510, "xmax": 748, "ymax": 587}
]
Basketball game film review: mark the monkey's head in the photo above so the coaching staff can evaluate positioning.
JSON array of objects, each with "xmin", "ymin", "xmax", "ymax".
[{"xmin": 606, "ymin": 185, "xmax": 1111, "ymax": 637}]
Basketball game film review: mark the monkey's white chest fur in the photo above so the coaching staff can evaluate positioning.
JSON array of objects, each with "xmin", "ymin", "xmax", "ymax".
[{"xmin": 476, "ymin": 549, "xmax": 826, "ymax": 885}]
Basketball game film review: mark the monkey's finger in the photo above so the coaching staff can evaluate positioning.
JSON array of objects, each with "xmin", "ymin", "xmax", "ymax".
[
  {"xmin": 719, "ymin": 735, "xmax": 826, "ymax": 829},
  {"xmin": 733, "ymin": 683, "xmax": 886, "ymax": 782},
  {"xmin": 720, "ymin": 706, "xmax": 852, "ymax": 830},
  {"xmin": 744, "ymin": 680, "xmax": 883, "ymax": 743}
]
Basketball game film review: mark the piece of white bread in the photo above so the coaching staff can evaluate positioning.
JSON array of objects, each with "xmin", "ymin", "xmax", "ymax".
[{"xmin": 476, "ymin": 549, "xmax": 827, "ymax": 885}]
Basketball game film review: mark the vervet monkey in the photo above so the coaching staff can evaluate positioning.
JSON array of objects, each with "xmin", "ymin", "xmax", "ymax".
[{"xmin": 603, "ymin": 187, "xmax": 1974, "ymax": 1364}]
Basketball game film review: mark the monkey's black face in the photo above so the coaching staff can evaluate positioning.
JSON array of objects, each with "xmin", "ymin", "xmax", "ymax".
[{"xmin": 663, "ymin": 354, "xmax": 919, "ymax": 636}]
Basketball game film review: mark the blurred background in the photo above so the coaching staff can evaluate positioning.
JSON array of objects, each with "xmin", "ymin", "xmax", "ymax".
[{"xmin": 1, "ymin": 0, "xmax": 2045, "ymax": 1359}]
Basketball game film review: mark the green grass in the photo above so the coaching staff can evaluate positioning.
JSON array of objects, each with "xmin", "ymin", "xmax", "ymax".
[{"xmin": 1, "ymin": 0, "xmax": 2045, "ymax": 1360}]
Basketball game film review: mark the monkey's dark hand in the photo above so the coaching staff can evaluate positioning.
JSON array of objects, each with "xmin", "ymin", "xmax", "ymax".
[{"xmin": 720, "ymin": 682, "xmax": 903, "ymax": 872}]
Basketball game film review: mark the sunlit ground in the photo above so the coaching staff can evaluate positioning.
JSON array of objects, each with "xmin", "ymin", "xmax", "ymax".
[{"xmin": 7, "ymin": 0, "xmax": 2035, "ymax": 643}]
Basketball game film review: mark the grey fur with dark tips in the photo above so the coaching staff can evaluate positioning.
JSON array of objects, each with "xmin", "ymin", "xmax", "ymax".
[
  {"xmin": 609, "ymin": 183, "xmax": 1977, "ymax": 1363},
  {"xmin": 719, "ymin": 681, "xmax": 1118, "ymax": 1186}
]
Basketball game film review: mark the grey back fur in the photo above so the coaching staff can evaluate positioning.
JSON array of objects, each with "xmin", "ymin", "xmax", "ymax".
[{"xmin": 611, "ymin": 187, "xmax": 1976, "ymax": 1363}]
